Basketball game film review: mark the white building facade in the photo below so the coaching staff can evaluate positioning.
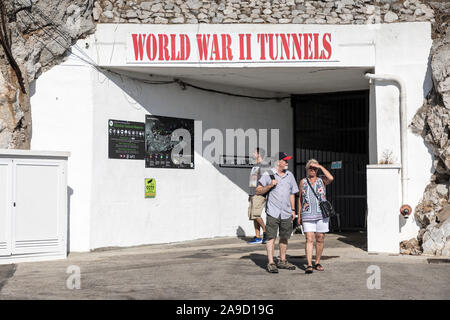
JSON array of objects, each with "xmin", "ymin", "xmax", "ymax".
[{"xmin": 29, "ymin": 22, "xmax": 433, "ymax": 253}]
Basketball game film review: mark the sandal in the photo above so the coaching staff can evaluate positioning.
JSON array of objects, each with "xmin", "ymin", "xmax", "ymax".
[
  {"xmin": 277, "ymin": 259, "xmax": 296, "ymax": 270},
  {"xmin": 305, "ymin": 265, "xmax": 313, "ymax": 274},
  {"xmin": 314, "ymin": 263, "xmax": 324, "ymax": 271},
  {"xmin": 267, "ymin": 263, "xmax": 279, "ymax": 273}
]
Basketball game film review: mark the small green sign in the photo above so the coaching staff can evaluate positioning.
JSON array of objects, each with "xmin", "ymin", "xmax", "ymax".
[
  {"xmin": 145, "ymin": 178, "xmax": 156, "ymax": 198},
  {"xmin": 331, "ymin": 161, "xmax": 342, "ymax": 169}
]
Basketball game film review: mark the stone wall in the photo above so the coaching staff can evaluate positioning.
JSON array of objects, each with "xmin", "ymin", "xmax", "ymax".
[{"xmin": 93, "ymin": 0, "xmax": 435, "ymax": 24}]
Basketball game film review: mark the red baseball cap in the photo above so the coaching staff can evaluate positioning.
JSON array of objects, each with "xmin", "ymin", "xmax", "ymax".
[{"xmin": 278, "ymin": 152, "xmax": 292, "ymax": 161}]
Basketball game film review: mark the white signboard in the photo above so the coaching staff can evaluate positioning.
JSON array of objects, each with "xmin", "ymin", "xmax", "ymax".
[{"xmin": 127, "ymin": 31, "xmax": 338, "ymax": 64}]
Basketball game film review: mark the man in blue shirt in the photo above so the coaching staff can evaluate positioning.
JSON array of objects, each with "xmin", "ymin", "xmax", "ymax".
[
  {"xmin": 256, "ymin": 152, "xmax": 299, "ymax": 273},
  {"xmin": 247, "ymin": 148, "xmax": 272, "ymax": 244}
]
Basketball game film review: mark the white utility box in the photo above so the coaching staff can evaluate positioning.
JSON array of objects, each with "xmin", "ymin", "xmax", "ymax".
[{"xmin": 0, "ymin": 149, "xmax": 70, "ymax": 264}]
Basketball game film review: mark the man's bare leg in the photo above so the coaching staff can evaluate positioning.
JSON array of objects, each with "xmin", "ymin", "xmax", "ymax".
[
  {"xmin": 257, "ymin": 217, "xmax": 266, "ymax": 233},
  {"xmin": 266, "ymin": 238, "xmax": 276, "ymax": 264},
  {"xmin": 272, "ymin": 237, "xmax": 276, "ymax": 260},
  {"xmin": 279, "ymin": 238, "xmax": 288, "ymax": 261},
  {"xmin": 253, "ymin": 220, "xmax": 261, "ymax": 238}
]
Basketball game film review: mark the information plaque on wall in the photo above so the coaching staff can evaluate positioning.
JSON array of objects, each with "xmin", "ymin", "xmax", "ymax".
[
  {"xmin": 331, "ymin": 161, "xmax": 343, "ymax": 169},
  {"xmin": 219, "ymin": 155, "xmax": 255, "ymax": 168},
  {"xmin": 108, "ymin": 119, "xmax": 145, "ymax": 159},
  {"xmin": 145, "ymin": 115, "xmax": 194, "ymax": 169},
  {"xmin": 145, "ymin": 178, "xmax": 156, "ymax": 198}
]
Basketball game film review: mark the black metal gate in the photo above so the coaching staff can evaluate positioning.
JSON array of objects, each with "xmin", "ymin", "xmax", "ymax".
[{"xmin": 292, "ymin": 90, "xmax": 369, "ymax": 231}]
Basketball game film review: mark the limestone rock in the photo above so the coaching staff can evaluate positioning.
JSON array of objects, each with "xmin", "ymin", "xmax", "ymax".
[
  {"xmin": 436, "ymin": 184, "xmax": 449, "ymax": 198},
  {"xmin": 342, "ymin": 0, "xmax": 355, "ymax": 6},
  {"xmin": 93, "ymin": 7, "xmax": 102, "ymax": 20},
  {"xmin": 442, "ymin": 240, "xmax": 450, "ymax": 256},
  {"xmin": 400, "ymin": 238, "xmax": 422, "ymax": 255},
  {"xmin": 154, "ymin": 16, "xmax": 168, "ymax": 24},
  {"xmin": 140, "ymin": 2, "xmax": 152, "ymax": 11},
  {"xmin": 384, "ymin": 11, "xmax": 398, "ymax": 22},
  {"xmin": 170, "ymin": 17, "xmax": 185, "ymax": 23},
  {"xmin": 151, "ymin": 4, "xmax": 163, "ymax": 13},
  {"xmin": 102, "ymin": 10, "xmax": 114, "ymax": 19},
  {"xmin": 186, "ymin": 0, "xmax": 202, "ymax": 10},
  {"xmin": 431, "ymin": 43, "xmax": 450, "ymax": 110},
  {"xmin": 126, "ymin": 10, "xmax": 138, "ymax": 18},
  {"xmin": 103, "ymin": 0, "xmax": 113, "ymax": 11}
]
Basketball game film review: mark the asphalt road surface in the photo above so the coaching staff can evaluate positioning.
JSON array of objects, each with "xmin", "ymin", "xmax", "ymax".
[{"xmin": 0, "ymin": 232, "xmax": 449, "ymax": 300}]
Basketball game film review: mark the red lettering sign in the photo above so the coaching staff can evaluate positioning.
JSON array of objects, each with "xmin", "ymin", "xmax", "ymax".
[{"xmin": 129, "ymin": 32, "xmax": 335, "ymax": 63}]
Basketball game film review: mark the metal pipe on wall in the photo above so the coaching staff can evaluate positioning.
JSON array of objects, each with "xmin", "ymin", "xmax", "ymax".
[{"xmin": 364, "ymin": 73, "xmax": 409, "ymax": 213}]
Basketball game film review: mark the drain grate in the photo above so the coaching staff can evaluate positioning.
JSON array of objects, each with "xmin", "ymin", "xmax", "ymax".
[{"xmin": 427, "ymin": 258, "xmax": 450, "ymax": 264}]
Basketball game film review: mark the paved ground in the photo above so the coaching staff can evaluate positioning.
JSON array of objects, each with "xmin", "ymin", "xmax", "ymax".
[{"xmin": 0, "ymin": 232, "xmax": 449, "ymax": 300}]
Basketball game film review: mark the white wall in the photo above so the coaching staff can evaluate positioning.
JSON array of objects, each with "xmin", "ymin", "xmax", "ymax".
[
  {"xmin": 373, "ymin": 22, "xmax": 433, "ymax": 241},
  {"xmin": 32, "ymin": 63, "xmax": 291, "ymax": 251},
  {"xmin": 30, "ymin": 62, "xmax": 94, "ymax": 252}
]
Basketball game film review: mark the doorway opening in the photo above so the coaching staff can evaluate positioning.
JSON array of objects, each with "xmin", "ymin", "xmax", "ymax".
[{"xmin": 292, "ymin": 90, "xmax": 370, "ymax": 232}]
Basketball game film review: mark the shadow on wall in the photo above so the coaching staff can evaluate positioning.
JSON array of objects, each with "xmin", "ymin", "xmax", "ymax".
[
  {"xmin": 102, "ymin": 70, "xmax": 293, "ymax": 196},
  {"xmin": 399, "ymin": 215, "xmax": 407, "ymax": 230},
  {"xmin": 423, "ymin": 54, "xmax": 433, "ymax": 99},
  {"xmin": 236, "ymin": 226, "xmax": 246, "ymax": 238},
  {"xmin": 421, "ymin": 55, "xmax": 436, "ymax": 178}
]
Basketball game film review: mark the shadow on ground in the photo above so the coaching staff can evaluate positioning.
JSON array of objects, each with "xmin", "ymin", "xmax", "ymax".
[
  {"xmin": 335, "ymin": 231, "xmax": 367, "ymax": 250},
  {"xmin": 240, "ymin": 253, "xmax": 340, "ymax": 271},
  {"xmin": 0, "ymin": 264, "xmax": 16, "ymax": 292}
]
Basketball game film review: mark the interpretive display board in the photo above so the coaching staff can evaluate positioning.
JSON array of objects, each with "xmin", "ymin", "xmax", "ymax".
[
  {"xmin": 108, "ymin": 120, "xmax": 145, "ymax": 160},
  {"xmin": 145, "ymin": 115, "xmax": 194, "ymax": 169}
]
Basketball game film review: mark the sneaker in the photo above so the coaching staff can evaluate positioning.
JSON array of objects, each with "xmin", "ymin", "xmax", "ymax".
[
  {"xmin": 266, "ymin": 263, "xmax": 279, "ymax": 273},
  {"xmin": 247, "ymin": 237, "xmax": 262, "ymax": 244},
  {"xmin": 276, "ymin": 259, "xmax": 296, "ymax": 270},
  {"xmin": 262, "ymin": 233, "xmax": 267, "ymax": 244}
]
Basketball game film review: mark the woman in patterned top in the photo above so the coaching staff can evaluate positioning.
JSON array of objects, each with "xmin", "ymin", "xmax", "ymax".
[{"xmin": 297, "ymin": 159, "xmax": 334, "ymax": 274}]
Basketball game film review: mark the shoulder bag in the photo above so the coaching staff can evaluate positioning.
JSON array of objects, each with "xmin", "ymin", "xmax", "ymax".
[{"xmin": 306, "ymin": 178, "xmax": 335, "ymax": 219}]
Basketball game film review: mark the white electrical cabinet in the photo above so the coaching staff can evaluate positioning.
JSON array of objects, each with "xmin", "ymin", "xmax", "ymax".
[{"xmin": 0, "ymin": 150, "xmax": 70, "ymax": 264}]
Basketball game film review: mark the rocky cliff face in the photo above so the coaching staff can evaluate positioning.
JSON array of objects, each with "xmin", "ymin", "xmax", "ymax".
[{"xmin": 0, "ymin": 0, "xmax": 95, "ymax": 149}]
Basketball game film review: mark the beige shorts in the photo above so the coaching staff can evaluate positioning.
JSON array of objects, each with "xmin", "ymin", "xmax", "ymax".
[{"xmin": 248, "ymin": 195, "xmax": 266, "ymax": 220}]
